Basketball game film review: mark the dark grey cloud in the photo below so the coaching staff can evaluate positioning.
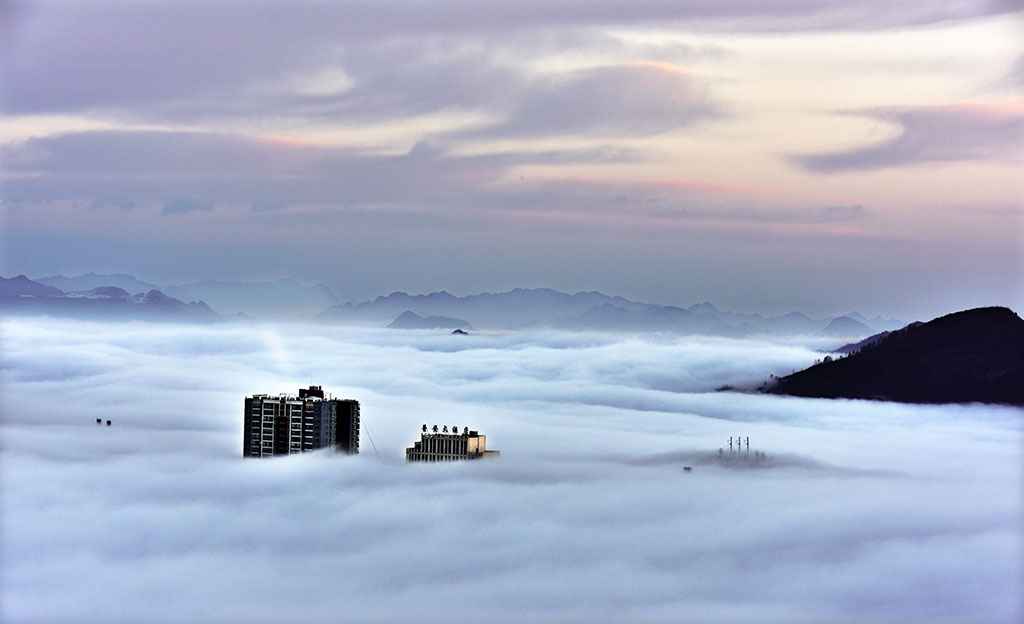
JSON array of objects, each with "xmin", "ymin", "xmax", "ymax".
[
  {"xmin": 162, "ymin": 195, "xmax": 215, "ymax": 216},
  {"xmin": 792, "ymin": 104, "xmax": 1024, "ymax": 173},
  {"xmin": 3, "ymin": 130, "xmax": 323, "ymax": 178},
  {"xmin": 0, "ymin": 131, "xmax": 496, "ymax": 207},
  {"xmin": 88, "ymin": 195, "xmax": 136, "ymax": 212},
  {"xmin": 3, "ymin": 128, "xmax": 869, "ymax": 234},
  {"xmin": 0, "ymin": 129, "xmax": 647, "ymax": 210},
  {"xmin": 1, "ymin": 316, "xmax": 1021, "ymax": 623},
  {"xmin": 579, "ymin": 197, "xmax": 869, "ymax": 225}
]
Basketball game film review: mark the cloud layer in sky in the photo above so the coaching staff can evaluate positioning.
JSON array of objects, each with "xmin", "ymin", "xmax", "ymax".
[
  {"xmin": 793, "ymin": 103, "xmax": 1024, "ymax": 172},
  {"xmin": 2, "ymin": 317, "xmax": 1021, "ymax": 623},
  {"xmin": 1, "ymin": 2, "xmax": 1022, "ymax": 320}
]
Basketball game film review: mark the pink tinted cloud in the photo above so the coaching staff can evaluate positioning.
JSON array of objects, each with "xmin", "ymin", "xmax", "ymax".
[{"xmin": 536, "ymin": 174, "xmax": 756, "ymax": 197}]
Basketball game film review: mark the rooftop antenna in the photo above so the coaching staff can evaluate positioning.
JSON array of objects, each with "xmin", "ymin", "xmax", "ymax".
[{"xmin": 362, "ymin": 421, "xmax": 380, "ymax": 457}]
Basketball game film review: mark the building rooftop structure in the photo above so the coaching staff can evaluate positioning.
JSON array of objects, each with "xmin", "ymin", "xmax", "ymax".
[
  {"xmin": 244, "ymin": 386, "xmax": 359, "ymax": 457},
  {"xmin": 406, "ymin": 424, "xmax": 500, "ymax": 461}
]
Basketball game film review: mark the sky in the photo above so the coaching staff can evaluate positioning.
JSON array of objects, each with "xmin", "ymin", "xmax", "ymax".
[
  {"xmin": 2, "ymin": 316, "xmax": 1022, "ymax": 623},
  {"xmin": 1, "ymin": 1, "xmax": 1022, "ymax": 319}
]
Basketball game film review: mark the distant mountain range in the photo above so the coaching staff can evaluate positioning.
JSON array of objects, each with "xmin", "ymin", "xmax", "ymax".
[
  {"xmin": 162, "ymin": 279, "xmax": 339, "ymax": 318},
  {"xmin": 1, "ymin": 275, "xmax": 218, "ymax": 322},
  {"xmin": 8, "ymin": 272, "xmax": 906, "ymax": 338},
  {"xmin": 818, "ymin": 315, "xmax": 874, "ymax": 337},
  {"xmin": 34, "ymin": 272, "xmax": 162, "ymax": 295},
  {"xmin": 769, "ymin": 307, "xmax": 1024, "ymax": 405},
  {"xmin": 321, "ymin": 287, "xmax": 902, "ymax": 338},
  {"xmin": 35, "ymin": 274, "xmax": 339, "ymax": 319},
  {"xmin": 10, "ymin": 272, "xmax": 1020, "ymax": 406},
  {"xmin": 387, "ymin": 311, "xmax": 472, "ymax": 330},
  {"xmin": 321, "ymin": 288, "xmax": 649, "ymax": 329}
]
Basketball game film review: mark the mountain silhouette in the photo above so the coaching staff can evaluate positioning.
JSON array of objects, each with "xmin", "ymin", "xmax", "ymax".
[
  {"xmin": 835, "ymin": 322, "xmax": 924, "ymax": 354},
  {"xmin": 386, "ymin": 310, "xmax": 472, "ymax": 330},
  {"xmin": 320, "ymin": 287, "xmax": 890, "ymax": 335},
  {"xmin": 818, "ymin": 315, "xmax": 873, "ymax": 338},
  {"xmin": 36, "ymin": 272, "xmax": 161, "ymax": 295},
  {"xmin": 770, "ymin": 307, "xmax": 1024, "ymax": 405},
  {"xmin": 1, "ymin": 275, "xmax": 219, "ymax": 323},
  {"xmin": 0, "ymin": 274, "xmax": 64, "ymax": 298}
]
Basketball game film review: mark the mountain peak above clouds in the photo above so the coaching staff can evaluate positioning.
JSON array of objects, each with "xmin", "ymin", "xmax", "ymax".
[
  {"xmin": 36, "ymin": 272, "xmax": 161, "ymax": 295},
  {"xmin": 1, "ymin": 275, "xmax": 219, "ymax": 322},
  {"xmin": 771, "ymin": 306, "xmax": 1024, "ymax": 405},
  {"xmin": 425, "ymin": 291, "xmax": 458, "ymax": 301},
  {"xmin": 320, "ymin": 286, "xmax": 905, "ymax": 336},
  {"xmin": 65, "ymin": 286, "xmax": 132, "ymax": 299},
  {"xmin": 10, "ymin": 272, "xmax": 909, "ymax": 335},
  {"xmin": 386, "ymin": 310, "xmax": 472, "ymax": 330},
  {"xmin": 0, "ymin": 274, "xmax": 64, "ymax": 298},
  {"xmin": 688, "ymin": 301, "xmax": 720, "ymax": 314},
  {"xmin": 818, "ymin": 315, "xmax": 874, "ymax": 338}
]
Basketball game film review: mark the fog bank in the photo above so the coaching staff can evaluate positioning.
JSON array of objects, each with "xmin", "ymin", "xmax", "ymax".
[{"xmin": 2, "ymin": 318, "xmax": 1021, "ymax": 623}]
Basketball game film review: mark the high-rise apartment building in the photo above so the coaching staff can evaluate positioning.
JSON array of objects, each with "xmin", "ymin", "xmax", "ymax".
[
  {"xmin": 406, "ymin": 425, "xmax": 499, "ymax": 461},
  {"xmin": 243, "ymin": 386, "xmax": 359, "ymax": 457}
]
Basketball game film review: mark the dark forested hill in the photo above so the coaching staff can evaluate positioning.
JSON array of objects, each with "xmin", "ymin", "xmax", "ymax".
[{"xmin": 770, "ymin": 307, "xmax": 1024, "ymax": 405}]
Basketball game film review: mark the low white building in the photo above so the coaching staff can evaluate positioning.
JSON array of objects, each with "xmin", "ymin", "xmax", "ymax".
[{"xmin": 406, "ymin": 425, "xmax": 499, "ymax": 461}]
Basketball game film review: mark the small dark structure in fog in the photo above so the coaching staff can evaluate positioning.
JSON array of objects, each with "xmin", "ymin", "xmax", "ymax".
[{"xmin": 717, "ymin": 436, "xmax": 766, "ymax": 465}]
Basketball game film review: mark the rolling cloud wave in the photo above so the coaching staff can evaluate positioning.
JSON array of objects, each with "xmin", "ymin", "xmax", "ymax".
[{"xmin": 1, "ymin": 317, "xmax": 1021, "ymax": 623}]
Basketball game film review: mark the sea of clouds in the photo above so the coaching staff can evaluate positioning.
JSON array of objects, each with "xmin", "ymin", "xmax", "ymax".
[{"xmin": 1, "ymin": 317, "xmax": 1021, "ymax": 624}]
